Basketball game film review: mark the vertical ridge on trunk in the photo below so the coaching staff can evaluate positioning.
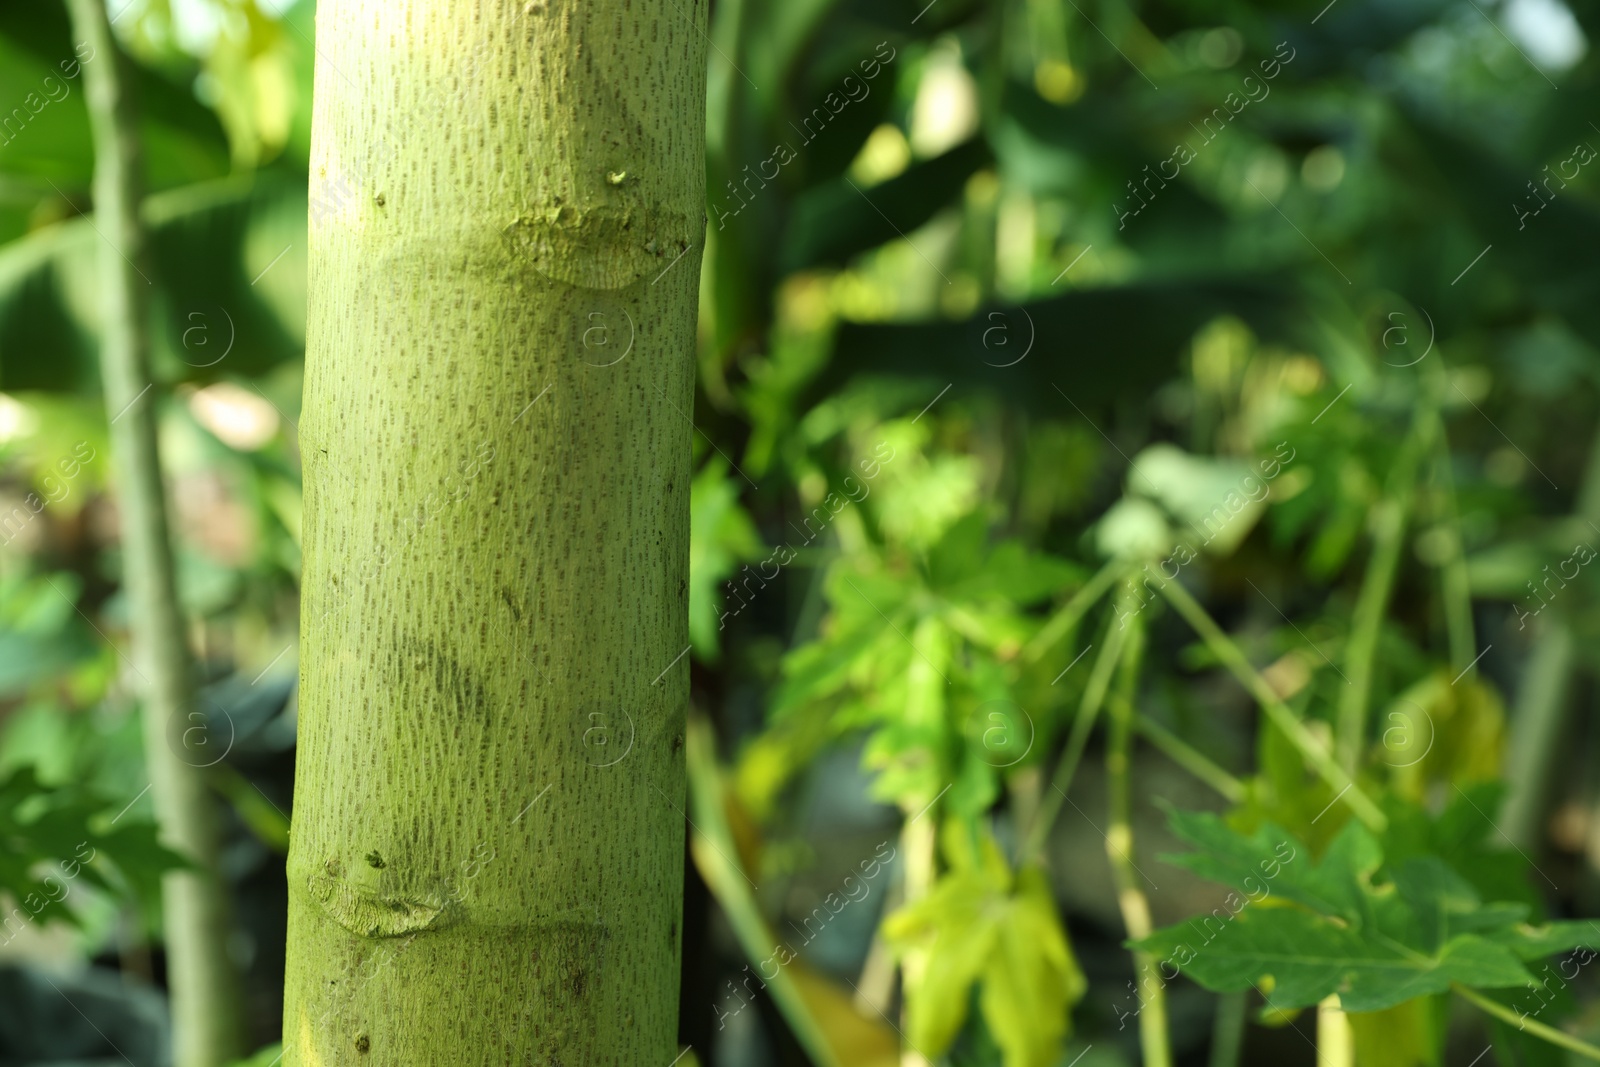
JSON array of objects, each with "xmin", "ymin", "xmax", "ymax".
[{"xmin": 283, "ymin": 2, "xmax": 705, "ymax": 1062}]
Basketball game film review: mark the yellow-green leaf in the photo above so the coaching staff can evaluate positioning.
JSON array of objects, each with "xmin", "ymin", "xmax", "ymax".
[
  {"xmin": 885, "ymin": 830, "xmax": 1084, "ymax": 1066},
  {"xmin": 980, "ymin": 867, "xmax": 1087, "ymax": 1067}
]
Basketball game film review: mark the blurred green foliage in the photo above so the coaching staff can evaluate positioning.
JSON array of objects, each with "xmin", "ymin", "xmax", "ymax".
[{"xmin": 1, "ymin": 0, "xmax": 1599, "ymax": 1064}]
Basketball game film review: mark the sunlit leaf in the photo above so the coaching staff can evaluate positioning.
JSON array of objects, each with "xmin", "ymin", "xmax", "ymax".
[{"xmin": 885, "ymin": 825, "xmax": 1085, "ymax": 1066}]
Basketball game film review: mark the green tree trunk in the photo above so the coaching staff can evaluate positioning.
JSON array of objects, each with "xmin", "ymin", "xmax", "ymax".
[
  {"xmin": 282, "ymin": 2, "xmax": 705, "ymax": 1063},
  {"xmin": 65, "ymin": 2, "xmax": 246, "ymax": 1065}
]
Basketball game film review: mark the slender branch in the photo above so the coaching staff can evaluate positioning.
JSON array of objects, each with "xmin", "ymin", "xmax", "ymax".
[
  {"xmin": 1454, "ymin": 984, "xmax": 1600, "ymax": 1062},
  {"xmin": 1023, "ymin": 607, "xmax": 1131, "ymax": 863},
  {"xmin": 1134, "ymin": 713, "xmax": 1245, "ymax": 803},
  {"xmin": 1156, "ymin": 578, "xmax": 1387, "ymax": 831},
  {"xmin": 1417, "ymin": 354, "xmax": 1476, "ymax": 676},
  {"xmin": 683, "ymin": 716, "xmax": 846, "ymax": 1067},
  {"xmin": 1335, "ymin": 396, "xmax": 1432, "ymax": 771},
  {"xmin": 1105, "ymin": 615, "xmax": 1172, "ymax": 1067},
  {"xmin": 1502, "ymin": 424, "xmax": 1600, "ymax": 844},
  {"xmin": 1024, "ymin": 557, "xmax": 1127, "ymax": 662},
  {"xmin": 897, "ymin": 805, "xmax": 938, "ymax": 1053},
  {"xmin": 1429, "ymin": 431, "xmax": 1477, "ymax": 676},
  {"xmin": 64, "ymin": 2, "xmax": 243, "ymax": 1064},
  {"xmin": 1208, "ymin": 992, "xmax": 1247, "ymax": 1067}
]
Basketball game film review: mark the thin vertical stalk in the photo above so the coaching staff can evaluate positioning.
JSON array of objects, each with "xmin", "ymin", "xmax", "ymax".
[
  {"xmin": 1335, "ymin": 401, "xmax": 1431, "ymax": 772},
  {"xmin": 1504, "ymin": 425, "xmax": 1600, "ymax": 846},
  {"xmin": 1106, "ymin": 613, "xmax": 1171, "ymax": 1067},
  {"xmin": 1506, "ymin": 627, "xmax": 1576, "ymax": 846},
  {"xmin": 64, "ymin": 2, "xmax": 244, "ymax": 1064},
  {"xmin": 899, "ymin": 810, "xmax": 937, "ymax": 1067},
  {"xmin": 900, "ymin": 620, "xmax": 948, "ymax": 1067},
  {"xmin": 1207, "ymin": 992, "xmax": 1246, "ymax": 1067},
  {"xmin": 1429, "ymin": 434, "xmax": 1477, "ymax": 676},
  {"xmin": 1420, "ymin": 354, "xmax": 1476, "ymax": 676},
  {"xmin": 1316, "ymin": 996, "xmax": 1353, "ymax": 1067},
  {"xmin": 1023, "ymin": 607, "xmax": 1130, "ymax": 863}
]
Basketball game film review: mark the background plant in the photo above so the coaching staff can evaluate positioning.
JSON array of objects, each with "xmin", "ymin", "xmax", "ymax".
[{"xmin": 1, "ymin": 0, "xmax": 1599, "ymax": 1064}]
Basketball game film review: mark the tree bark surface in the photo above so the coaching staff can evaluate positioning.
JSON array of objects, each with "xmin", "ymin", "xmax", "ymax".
[{"xmin": 284, "ymin": 2, "xmax": 705, "ymax": 1063}]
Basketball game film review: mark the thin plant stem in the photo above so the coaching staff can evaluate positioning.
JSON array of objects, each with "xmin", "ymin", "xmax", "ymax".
[
  {"xmin": 1335, "ymin": 397, "xmax": 1433, "ymax": 772},
  {"xmin": 1503, "ymin": 425, "xmax": 1600, "ymax": 845},
  {"xmin": 1316, "ymin": 996, "xmax": 1353, "ymax": 1067},
  {"xmin": 1024, "ymin": 604, "xmax": 1131, "ymax": 863},
  {"xmin": 1025, "ymin": 557, "xmax": 1128, "ymax": 662},
  {"xmin": 1135, "ymin": 713, "xmax": 1245, "ymax": 803},
  {"xmin": 64, "ymin": 2, "xmax": 244, "ymax": 1064},
  {"xmin": 1420, "ymin": 354, "xmax": 1476, "ymax": 675},
  {"xmin": 1105, "ymin": 614, "xmax": 1172, "ymax": 1067},
  {"xmin": 1503, "ymin": 628, "xmax": 1574, "ymax": 846},
  {"xmin": 682, "ymin": 715, "xmax": 846, "ymax": 1067},
  {"xmin": 1208, "ymin": 992, "xmax": 1247, "ymax": 1067},
  {"xmin": 1156, "ymin": 578, "xmax": 1387, "ymax": 831},
  {"xmin": 1430, "ymin": 432, "xmax": 1477, "ymax": 676},
  {"xmin": 1454, "ymin": 984, "xmax": 1600, "ymax": 1062}
]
